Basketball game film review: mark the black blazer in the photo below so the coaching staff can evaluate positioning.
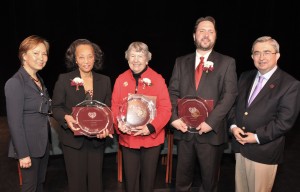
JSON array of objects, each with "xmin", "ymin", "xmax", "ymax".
[
  {"xmin": 168, "ymin": 50, "xmax": 238, "ymax": 145},
  {"xmin": 5, "ymin": 67, "xmax": 51, "ymax": 158},
  {"xmin": 228, "ymin": 68, "xmax": 300, "ymax": 164},
  {"xmin": 52, "ymin": 69, "xmax": 112, "ymax": 149}
]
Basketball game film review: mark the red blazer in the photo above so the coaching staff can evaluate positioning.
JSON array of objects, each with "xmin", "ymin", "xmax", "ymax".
[{"xmin": 111, "ymin": 67, "xmax": 171, "ymax": 149}]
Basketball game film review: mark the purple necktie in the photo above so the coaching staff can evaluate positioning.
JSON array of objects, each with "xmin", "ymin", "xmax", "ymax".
[{"xmin": 248, "ymin": 76, "xmax": 264, "ymax": 106}]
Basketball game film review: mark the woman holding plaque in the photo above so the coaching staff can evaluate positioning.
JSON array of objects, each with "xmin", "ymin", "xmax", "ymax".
[
  {"xmin": 111, "ymin": 41, "xmax": 172, "ymax": 192},
  {"xmin": 52, "ymin": 39, "xmax": 112, "ymax": 192},
  {"xmin": 5, "ymin": 35, "xmax": 51, "ymax": 191}
]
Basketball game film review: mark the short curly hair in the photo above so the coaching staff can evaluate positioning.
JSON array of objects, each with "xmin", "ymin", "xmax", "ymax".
[{"xmin": 125, "ymin": 41, "xmax": 152, "ymax": 61}]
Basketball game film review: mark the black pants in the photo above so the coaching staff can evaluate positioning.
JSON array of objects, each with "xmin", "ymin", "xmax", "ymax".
[
  {"xmin": 21, "ymin": 144, "xmax": 50, "ymax": 192},
  {"xmin": 62, "ymin": 138, "xmax": 105, "ymax": 192},
  {"xmin": 175, "ymin": 139, "xmax": 224, "ymax": 192},
  {"xmin": 122, "ymin": 145, "xmax": 161, "ymax": 192}
]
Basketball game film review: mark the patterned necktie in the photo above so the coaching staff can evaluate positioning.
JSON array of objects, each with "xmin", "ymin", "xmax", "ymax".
[
  {"xmin": 195, "ymin": 56, "xmax": 204, "ymax": 89},
  {"xmin": 248, "ymin": 76, "xmax": 264, "ymax": 106}
]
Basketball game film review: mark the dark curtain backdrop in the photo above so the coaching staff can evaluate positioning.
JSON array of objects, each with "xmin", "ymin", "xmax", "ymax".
[{"xmin": 1, "ymin": 0, "xmax": 300, "ymax": 115}]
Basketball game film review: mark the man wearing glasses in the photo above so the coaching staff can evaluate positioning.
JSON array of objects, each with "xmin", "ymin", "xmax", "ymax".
[{"xmin": 228, "ymin": 36, "xmax": 300, "ymax": 192}]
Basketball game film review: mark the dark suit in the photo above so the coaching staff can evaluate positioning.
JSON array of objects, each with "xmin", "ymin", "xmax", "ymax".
[
  {"xmin": 5, "ymin": 67, "xmax": 51, "ymax": 191},
  {"xmin": 52, "ymin": 69, "xmax": 112, "ymax": 192},
  {"xmin": 168, "ymin": 51, "xmax": 238, "ymax": 192},
  {"xmin": 229, "ymin": 68, "xmax": 300, "ymax": 164}
]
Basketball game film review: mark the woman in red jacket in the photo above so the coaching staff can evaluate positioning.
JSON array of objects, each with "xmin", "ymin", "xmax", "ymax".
[{"xmin": 111, "ymin": 42, "xmax": 171, "ymax": 192}]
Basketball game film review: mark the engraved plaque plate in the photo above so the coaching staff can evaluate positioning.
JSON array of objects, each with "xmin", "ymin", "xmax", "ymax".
[
  {"xmin": 178, "ymin": 96, "xmax": 213, "ymax": 133},
  {"xmin": 72, "ymin": 100, "xmax": 114, "ymax": 137},
  {"xmin": 117, "ymin": 94, "xmax": 156, "ymax": 132}
]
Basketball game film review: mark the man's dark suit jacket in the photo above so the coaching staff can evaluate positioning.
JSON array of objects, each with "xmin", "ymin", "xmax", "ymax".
[
  {"xmin": 5, "ymin": 67, "xmax": 50, "ymax": 159},
  {"xmin": 52, "ymin": 69, "xmax": 112, "ymax": 149},
  {"xmin": 229, "ymin": 68, "xmax": 300, "ymax": 164},
  {"xmin": 169, "ymin": 50, "xmax": 238, "ymax": 145}
]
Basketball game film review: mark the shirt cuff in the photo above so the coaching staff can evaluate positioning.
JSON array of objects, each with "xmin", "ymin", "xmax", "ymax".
[
  {"xmin": 147, "ymin": 123, "xmax": 155, "ymax": 134},
  {"xmin": 230, "ymin": 124, "xmax": 238, "ymax": 132},
  {"xmin": 254, "ymin": 134, "xmax": 260, "ymax": 144}
]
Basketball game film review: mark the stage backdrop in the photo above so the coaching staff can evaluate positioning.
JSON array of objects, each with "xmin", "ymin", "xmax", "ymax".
[{"xmin": 1, "ymin": 0, "xmax": 300, "ymax": 115}]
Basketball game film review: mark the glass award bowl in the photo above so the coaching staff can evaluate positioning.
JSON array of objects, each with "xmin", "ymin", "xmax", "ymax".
[
  {"xmin": 72, "ymin": 100, "xmax": 114, "ymax": 137},
  {"xmin": 117, "ymin": 94, "xmax": 156, "ymax": 132},
  {"xmin": 177, "ymin": 96, "xmax": 213, "ymax": 133}
]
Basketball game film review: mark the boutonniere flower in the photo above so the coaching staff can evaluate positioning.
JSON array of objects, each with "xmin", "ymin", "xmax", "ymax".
[
  {"xmin": 141, "ymin": 78, "xmax": 152, "ymax": 89},
  {"xmin": 123, "ymin": 81, "xmax": 128, "ymax": 87},
  {"xmin": 70, "ymin": 77, "xmax": 84, "ymax": 91},
  {"xmin": 269, "ymin": 84, "xmax": 275, "ymax": 89},
  {"xmin": 203, "ymin": 61, "xmax": 214, "ymax": 73}
]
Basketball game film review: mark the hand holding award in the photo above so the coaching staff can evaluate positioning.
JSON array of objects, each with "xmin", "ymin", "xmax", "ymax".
[
  {"xmin": 177, "ymin": 96, "xmax": 213, "ymax": 133},
  {"xmin": 72, "ymin": 100, "xmax": 114, "ymax": 137},
  {"xmin": 117, "ymin": 94, "xmax": 156, "ymax": 134}
]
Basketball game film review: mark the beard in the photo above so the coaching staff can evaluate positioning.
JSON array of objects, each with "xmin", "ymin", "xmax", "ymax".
[{"xmin": 194, "ymin": 37, "xmax": 215, "ymax": 51}]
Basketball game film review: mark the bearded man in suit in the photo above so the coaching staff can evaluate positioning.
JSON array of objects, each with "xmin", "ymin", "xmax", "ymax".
[{"xmin": 168, "ymin": 16, "xmax": 238, "ymax": 192}]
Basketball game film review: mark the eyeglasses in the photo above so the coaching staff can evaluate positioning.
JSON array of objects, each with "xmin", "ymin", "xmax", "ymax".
[
  {"xmin": 253, "ymin": 51, "xmax": 277, "ymax": 58},
  {"xmin": 39, "ymin": 94, "xmax": 53, "ymax": 115}
]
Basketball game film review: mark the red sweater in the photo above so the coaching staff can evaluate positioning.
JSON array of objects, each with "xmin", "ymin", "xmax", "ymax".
[{"xmin": 111, "ymin": 67, "xmax": 171, "ymax": 148}]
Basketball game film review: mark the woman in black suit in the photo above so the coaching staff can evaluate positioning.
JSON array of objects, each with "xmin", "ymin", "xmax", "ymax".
[
  {"xmin": 52, "ymin": 39, "xmax": 112, "ymax": 192},
  {"xmin": 5, "ymin": 35, "xmax": 52, "ymax": 192}
]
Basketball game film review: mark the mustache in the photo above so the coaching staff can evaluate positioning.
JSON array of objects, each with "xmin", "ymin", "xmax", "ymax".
[
  {"xmin": 201, "ymin": 37, "xmax": 210, "ymax": 41},
  {"xmin": 194, "ymin": 39, "xmax": 214, "ymax": 51}
]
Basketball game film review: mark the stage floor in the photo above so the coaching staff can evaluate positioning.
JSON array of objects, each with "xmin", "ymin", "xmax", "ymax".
[{"xmin": 1, "ymin": 116, "xmax": 300, "ymax": 192}]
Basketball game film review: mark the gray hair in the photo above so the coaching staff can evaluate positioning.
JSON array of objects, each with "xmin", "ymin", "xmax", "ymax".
[
  {"xmin": 251, "ymin": 36, "xmax": 280, "ymax": 53},
  {"xmin": 125, "ymin": 42, "xmax": 152, "ymax": 61}
]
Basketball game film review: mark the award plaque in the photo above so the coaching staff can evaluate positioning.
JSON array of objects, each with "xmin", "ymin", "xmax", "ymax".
[
  {"xmin": 117, "ymin": 94, "xmax": 156, "ymax": 132},
  {"xmin": 178, "ymin": 96, "xmax": 213, "ymax": 133},
  {"xmin": 72, "ymin": 100, "xmax": 114, "ymax": 137}
]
